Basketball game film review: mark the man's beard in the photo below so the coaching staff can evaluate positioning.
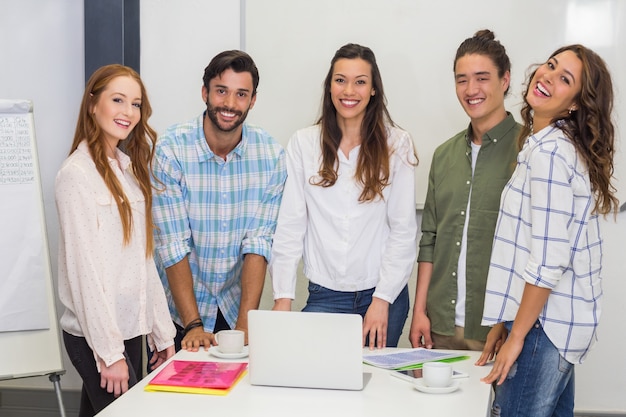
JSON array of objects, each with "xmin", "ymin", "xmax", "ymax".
[{"xmin": 206, "ymin": 102, "xmax": 250, "ymax": 133}]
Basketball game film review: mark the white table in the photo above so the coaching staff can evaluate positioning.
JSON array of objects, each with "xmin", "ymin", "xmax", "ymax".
[{"xmin": 96, "ymin": 348, "xmax": 493, "ymax": 417}]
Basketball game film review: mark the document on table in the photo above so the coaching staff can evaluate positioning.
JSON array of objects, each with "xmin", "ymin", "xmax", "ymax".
[
  {"xmin": 363, "ymin": 349, "xmax": 466, "ymax": 370},
  {"xmin": 145, "ymin": 361, "xmax": 247, "ymax": 395}
]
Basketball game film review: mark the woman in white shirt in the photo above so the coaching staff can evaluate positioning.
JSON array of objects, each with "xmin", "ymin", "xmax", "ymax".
[
  {"xmin": 270, "ymin": 44, "xmax": 418, "ymax": 348},
  {"xmin": 55, "ymin": 64, "xmax": 175, "ymax": 416}
]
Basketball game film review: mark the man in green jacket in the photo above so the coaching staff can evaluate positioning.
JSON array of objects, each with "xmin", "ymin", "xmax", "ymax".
[{"xmin": 409, "ymin": 29, "xmax": 521, "ymax": 350}]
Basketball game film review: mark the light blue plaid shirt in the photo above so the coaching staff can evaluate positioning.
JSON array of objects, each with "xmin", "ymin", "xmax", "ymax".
[
  {"xmin": 152, "ymin": 113, "xmax": 286, "ymax": 331},
  {"xmin": 482, "ymin": 124, "xmax": 603, "ymax": 364}
]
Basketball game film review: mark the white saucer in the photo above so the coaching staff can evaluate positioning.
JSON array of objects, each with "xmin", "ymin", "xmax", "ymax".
[
  {"xmin": 413, "ymin": 379, "xmax": 460, "ymax": 394},
  {"xmin": 208, "ymin": 345, "xmax": 249, "ymax": 359}
]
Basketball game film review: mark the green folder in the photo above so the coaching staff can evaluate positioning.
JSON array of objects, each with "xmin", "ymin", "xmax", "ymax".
[{"xmin": 395, "ymin": 355, "xmax": 471, "ymax": 370}]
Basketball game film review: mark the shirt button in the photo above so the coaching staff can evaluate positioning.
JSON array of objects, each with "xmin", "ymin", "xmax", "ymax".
[
  {"xmin": 466, "ymin": 180, "xmax": 471, "ymax": 185},
  {"xmin": 493, "ymin": 138, "xmax": 498, "ymax": 143},
  {"xmin": 452, "ymin": 272, "xmax": 456, "ymax": 277},
  {"xmin": 461, "ymin": 211, "xmax": 465, "ymax": 216},
  {"xmin": 456, "ymin": 241, "xmax": 460, "ymax": 246},
  {"xmin": 451, "ymin": 300, "xmax": 456, "ymax": 304}
]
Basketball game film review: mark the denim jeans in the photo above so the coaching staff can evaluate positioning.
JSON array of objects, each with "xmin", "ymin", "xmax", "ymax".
[
  {"xmin": 491, "ymin": 321, "xmax": 575, "ymax": 417},
  {"xmin": 302, "ymin": 282, "xmax": 409, "ymax": 347},
  {"xmin": 63, "ymin": 331, "xmax": 142, "ymax": 417}
]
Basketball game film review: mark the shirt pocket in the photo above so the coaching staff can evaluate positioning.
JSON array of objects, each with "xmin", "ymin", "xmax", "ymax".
[{"xmin": 474, "ymin": 177, "xmax": 511, "ymax": 215}]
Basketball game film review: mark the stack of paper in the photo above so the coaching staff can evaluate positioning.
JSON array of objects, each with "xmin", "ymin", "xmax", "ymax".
[
  {"xmin": 363, "ymin": 348, "xmax": 468, "ymax": 370},
  {"xmin": 145, "ymin": 360, "xmax": 247, "ymax": 395}
]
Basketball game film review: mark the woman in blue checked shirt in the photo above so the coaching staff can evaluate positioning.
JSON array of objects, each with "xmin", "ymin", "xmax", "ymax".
[
  {"xmin": 476, "ymin": 45, "xmax": 618, "ymax": 417},
  {"xmin": 270, "ymin": 43, "xmax": 418, "ymax": 349}
]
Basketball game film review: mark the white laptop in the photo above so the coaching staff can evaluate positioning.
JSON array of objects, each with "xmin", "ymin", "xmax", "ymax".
[{"xmin": 247, "ymin": 310, "xmax": 365, "ymax": 390}]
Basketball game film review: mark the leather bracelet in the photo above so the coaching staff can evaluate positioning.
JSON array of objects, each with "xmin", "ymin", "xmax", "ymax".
[{"xmin": 183, "ymin": 318, "xmax": 203, "ymax": 335}]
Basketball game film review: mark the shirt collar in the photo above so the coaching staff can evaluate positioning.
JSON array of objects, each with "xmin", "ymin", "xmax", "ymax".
[
  {"xmin": 196, "ymin": 112, "xmax": 248, "ymax": 162},
  {"xmin": 464, "ymin": 112, "xmax": 518, "ymax": 146},
  {"xmin": 78, "ymin": 140, "xmax": 131, "ymax": 170}
]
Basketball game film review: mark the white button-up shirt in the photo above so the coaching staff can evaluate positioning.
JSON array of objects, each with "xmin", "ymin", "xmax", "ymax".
[{"xmin": 270, "ymin": 125, "xmax": 418, "ymax": 303}]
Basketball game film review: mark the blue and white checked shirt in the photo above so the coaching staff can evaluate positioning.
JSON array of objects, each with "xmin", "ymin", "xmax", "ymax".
[
  {"xmin": 482, "ymin": 124, "xmax": 603, "ymax": 364},
  {"xmin": 152, "ymin": 114, "xmax": 286, "ymax": 331}
]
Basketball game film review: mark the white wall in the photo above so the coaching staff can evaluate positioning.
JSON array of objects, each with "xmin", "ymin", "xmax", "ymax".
[
  {"xmin": 139, "ymin": 0, "xmax": 242, "ymax": 135},
  {"xmin": 245, "ymin": 0, "xmax": 626, "ymax": 209}
]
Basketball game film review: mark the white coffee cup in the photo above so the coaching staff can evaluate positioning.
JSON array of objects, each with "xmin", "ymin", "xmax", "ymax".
[
  {"xmin": 422, "ymin": 362, "xmax": 453, "ymax": 388},
  {"xmin": 215, "ymin": 330, "xmax": 244, "ymax": 354}
]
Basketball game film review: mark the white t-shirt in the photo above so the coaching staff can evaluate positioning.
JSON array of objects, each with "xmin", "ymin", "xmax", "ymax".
[{"xmin": 455, "ymin": 141, "xmax": 481, "ymax": 326}]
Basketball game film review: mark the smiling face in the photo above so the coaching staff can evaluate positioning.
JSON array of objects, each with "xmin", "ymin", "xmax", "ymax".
[
  {"xmin": 330, "ymin": 58, "xmax": 375, "ymax": 125},
  {"xmin": 455, "ymin": 53, "xmax": 509, "ymax": 132},
  {"xmin": 527, "ymin": 50, "xmax": 582, "ymax": 131},
  {"xmin": 203, "ymin": 68, "xmax": 256, "ymax": 133},
  {"xmin": 91, "ymin": 75, "xmax": 142, "ymax": 154}
]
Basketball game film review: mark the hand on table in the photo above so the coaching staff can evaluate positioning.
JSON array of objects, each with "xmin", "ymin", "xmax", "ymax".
[
  {"xmin": 476, "ymin": 323, "xmax": 519, "ymax": 386},
  {"xmin": 480, "ymin": 335, "xmax": 522, "ymax": 385},
  {"xmin": 409, "ymin": 311, "xmax": 433, "ymax": 349},
  {"xmin": 475, "ymin": 323, "xmax": 508, "ymax": 366},
  {"xmin": 363, "ymin": 298, "xmax": 389, "ymax": 349},
  {"xmin": 182, "ymin": 326, "xmax": 215, "ymax": 351}
]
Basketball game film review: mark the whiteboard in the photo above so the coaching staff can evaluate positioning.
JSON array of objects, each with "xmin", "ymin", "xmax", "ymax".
[
  {"xmin": 0, "ymin": 99, "xmax": 64, "ymax": 380},
  {"xmin": 244, "ymin": 0, "xmax": 626, "ymax": 413},
  {"xmin": 244, "ymin": 0, "xmax": 625, "ymax": 208}
]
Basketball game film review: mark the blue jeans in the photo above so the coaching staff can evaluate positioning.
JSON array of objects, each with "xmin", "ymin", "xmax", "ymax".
[
  {"xmin": 302, "ymin": 282, "xmax": 409, "ymax": 347},
  {"xmin": 491, "ymin": 321, "xmax": 575, "ymax": 417}
]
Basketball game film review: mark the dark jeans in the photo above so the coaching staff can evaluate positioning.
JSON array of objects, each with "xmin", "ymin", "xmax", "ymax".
[
  {"xmin": 302, "ymin": 283, "xmax": 410, "ymax": 347},
  {"xmin": 63, "ymin": 331, "xmax": 142, "ymax": 417}
]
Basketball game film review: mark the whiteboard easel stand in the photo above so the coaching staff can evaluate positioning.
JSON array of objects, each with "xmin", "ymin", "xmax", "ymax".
[
  {"xmin": 49, "ymin": 371, "xmax": 67, "ymax": 417},
  {"xmin": 0, "ymin": 99, "xmax": 67, "ymax": 417},
  {"xmin": 0, "ymin": 371, "xmax": 67, "ymax": 417}
]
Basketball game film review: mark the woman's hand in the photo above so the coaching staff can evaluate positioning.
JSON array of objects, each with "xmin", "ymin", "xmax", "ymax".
[
  {"xmin": 475, "ymin": 323, "xmax": 507, "ymax": 365},
  {"xmin": 480, "ymin": 334, "xmax": 524, "ymax": 385},
  {"xmin": 99, "ymin": 358, "xmax": 129, "ymax": 397},
  {"xmin": 148, "ymin": 345, "xmax": 176, "ymax": 371},
  {"xmin": 363, "ymin": 297, "xmax": 389, "ymax": 349}
]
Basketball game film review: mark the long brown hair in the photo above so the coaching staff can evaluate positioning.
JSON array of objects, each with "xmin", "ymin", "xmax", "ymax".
[
  {"xmin": 315, "ymin": 43, "xmax": 401, "ymax": 202},
  {"xmin": 518, "ymin": 45, "xmax": 618, "ymax": 215},
  {"xmin": 70, "ymin": 64, "xmax": 158, "ymax": 255}
]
